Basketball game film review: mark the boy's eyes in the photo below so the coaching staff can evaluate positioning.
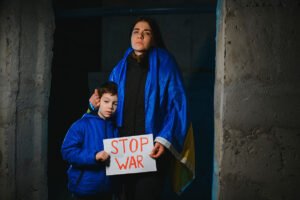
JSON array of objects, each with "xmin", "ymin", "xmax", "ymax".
[{"xmin": 103, "ymin": 100, "xmax": 118, "ymax": 105}]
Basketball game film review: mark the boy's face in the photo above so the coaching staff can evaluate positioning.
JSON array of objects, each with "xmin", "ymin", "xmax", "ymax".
[{"xmin": 98, "ymin": 93, "xmax": 118, "ymax": 119}]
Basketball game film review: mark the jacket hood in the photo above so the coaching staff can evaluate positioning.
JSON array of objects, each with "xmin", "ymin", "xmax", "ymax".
[
  {"xmin": 81, "ymin": 113, "xmax": 116, "ymax": 122},
  {"xmin": 82, "ymin": 113, "xmax": 102, "ymax": 119}
]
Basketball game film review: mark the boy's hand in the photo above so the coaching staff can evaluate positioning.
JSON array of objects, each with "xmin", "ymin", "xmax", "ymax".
[
  {"xmin": 89, "ymin": 89, "xmax": 100, "ymax": 109},
  {"xmin": 149, "ymin": 142, "xmax": 165, "ymax": 159},
  {"xmin": 95, "ymin": 151, "xmax": 110, "ymax": 162}
]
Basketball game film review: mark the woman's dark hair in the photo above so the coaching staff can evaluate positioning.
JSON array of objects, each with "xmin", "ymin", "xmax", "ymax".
[
  {"xmin": 129, "ymin": 16, "xmax": 166, "ymax": 49},
  {"xmin": 97, "ymin": 81, "xmax": 118, "ymax": 98}
]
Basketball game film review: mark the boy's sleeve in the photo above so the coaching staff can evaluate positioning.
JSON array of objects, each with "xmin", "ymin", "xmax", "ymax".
[
  {"xmin": 61, "ymin": 121, "xmax": 99, "ymax": 167},
  {"xmin": 87, "ymin": 101, "xmax": 98, "ymax": 113}
]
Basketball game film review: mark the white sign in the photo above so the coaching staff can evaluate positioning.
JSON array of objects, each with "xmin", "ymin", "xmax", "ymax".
[{"xmin": 103, "ymin": 134, "xmax": 157, "ymax": 175}]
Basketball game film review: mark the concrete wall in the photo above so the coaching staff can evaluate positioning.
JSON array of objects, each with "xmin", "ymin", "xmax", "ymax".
[
  {"xmin": 215, "ymin": 0, "xmax": 300, "ymax": 199},
  {"xmin": 0, "ymin": 0, "xmax": 54, "ymax": 199}
]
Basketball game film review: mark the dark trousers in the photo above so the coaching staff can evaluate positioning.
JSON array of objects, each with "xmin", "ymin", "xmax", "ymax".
[
  {"xmin": 117, "ymin": 151, "xmax": 170, "ymax": 200},
  {"xmin": 72, "ymin": 193, "xmax": 112, "ymax": 200}
]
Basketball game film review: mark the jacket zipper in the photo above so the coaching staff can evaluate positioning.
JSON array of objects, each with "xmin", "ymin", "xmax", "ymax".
[{"xmin": 75, "ymin": 170, "xmax": 84, "ymax": 188}]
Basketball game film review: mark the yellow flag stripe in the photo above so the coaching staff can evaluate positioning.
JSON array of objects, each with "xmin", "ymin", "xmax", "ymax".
[{"xmin": 171, "ymin": 124, "xmax": 195, "ymax": 194}]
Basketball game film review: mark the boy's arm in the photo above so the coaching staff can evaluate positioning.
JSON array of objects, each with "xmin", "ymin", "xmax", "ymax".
[
  {"xmin": 95, "ymin": 151, "xmax": 110, "ymax": 162},
  {"xmin": 61, "ymin": 122, "xmax": 100, "ymax": 167}
]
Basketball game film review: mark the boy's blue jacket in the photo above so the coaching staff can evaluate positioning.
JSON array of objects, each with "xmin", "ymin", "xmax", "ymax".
[{"xmin": 61, "ymin": 113, "xmax": 118, "ymax": 197}]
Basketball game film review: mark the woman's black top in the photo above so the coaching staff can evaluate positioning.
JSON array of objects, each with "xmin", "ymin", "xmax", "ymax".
[{"xmin": 118, "ymin": 52, "xmax": 149, "ymax": 136}]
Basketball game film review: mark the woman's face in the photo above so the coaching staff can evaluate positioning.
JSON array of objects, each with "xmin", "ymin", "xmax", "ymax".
[{"xmin": 131, "ymin": 21, "xmax": 153, "ymax": 55}]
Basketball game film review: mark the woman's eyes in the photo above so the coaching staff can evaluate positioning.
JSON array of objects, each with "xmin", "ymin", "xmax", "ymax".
[
  {"xmin": 132, "ymin": 30, "xmax": 139, "ymax": 34},
  {"xmin": 132, "ymin": 30, "xmax": 152, "ymax": 36}
]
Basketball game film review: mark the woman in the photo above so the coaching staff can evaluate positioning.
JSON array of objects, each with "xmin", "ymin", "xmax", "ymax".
[{"xmin": 89, "ymin": 17, "xmax": 195, "ymax": 200}]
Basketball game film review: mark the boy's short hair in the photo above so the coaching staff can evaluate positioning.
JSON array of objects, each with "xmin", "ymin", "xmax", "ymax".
[{"xmin": 96, "ymin": 81, "xmax": 118, "ymax": 98}]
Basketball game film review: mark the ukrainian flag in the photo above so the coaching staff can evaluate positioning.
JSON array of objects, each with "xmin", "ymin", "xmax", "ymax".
[
  {"xmin": 109, "ymin": 47, "xmax": 195, "ymax": 194},
  {"xmin": 171, "ymin": 124, "xmax": 195, "ymax": 194}
]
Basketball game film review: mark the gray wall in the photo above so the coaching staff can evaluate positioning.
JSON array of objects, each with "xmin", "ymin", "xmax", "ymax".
[
  {"xmin": 0, "ymin": 0, "xmax": 54, "ymax": 199},
  {"xmin": 215, "ymin": 0, "xmax": 300, "ymax": 199}
]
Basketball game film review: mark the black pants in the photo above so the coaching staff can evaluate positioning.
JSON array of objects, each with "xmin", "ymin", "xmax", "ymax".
[
  {"xmin": 117, "ymin": 151, "xmax": 170, "ymax": 200},
  {"xmin": 72, "ymin": 193, "xmax": 112, "ymax": 200}
]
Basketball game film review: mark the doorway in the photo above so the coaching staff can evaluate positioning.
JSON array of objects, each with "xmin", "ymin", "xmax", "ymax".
[{"xmin": 48, "ymin": 1, "xmax": 216, "ymax": 199}]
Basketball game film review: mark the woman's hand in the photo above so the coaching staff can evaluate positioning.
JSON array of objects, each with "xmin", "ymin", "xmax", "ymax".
[
  {"xmin": 89, "ymin": 89, "xmax": 100, "ymax": 109},
  {"xmin": 150, "ymin": 142, "xmax": 165, "ymax": 159},
  {"xmin": 95, "ymin": 150, "xmax": 110, "ymax": 162}
]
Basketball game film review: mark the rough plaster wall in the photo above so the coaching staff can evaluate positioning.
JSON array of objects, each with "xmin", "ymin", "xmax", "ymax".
[
  {"xmin": 0, "ymin": 0, "xmax": 54, "ymax": 199},
  {"xmin": 215, "ymin": 0, "xmax": 300, "ymax": 199},
  {"xmin": 0, "ymin": 1, "xmax": 20, "ymax": 199}
]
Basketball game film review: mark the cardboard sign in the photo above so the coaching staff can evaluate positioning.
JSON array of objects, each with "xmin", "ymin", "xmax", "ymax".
[{"xmin": 103, "ymin": 134, "xmax": 157, "ymax": 175}]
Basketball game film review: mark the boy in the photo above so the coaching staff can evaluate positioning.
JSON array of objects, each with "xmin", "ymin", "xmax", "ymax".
[{"xmin": 61, "ymin": 81, "xmax": 118, "ymax": 200}]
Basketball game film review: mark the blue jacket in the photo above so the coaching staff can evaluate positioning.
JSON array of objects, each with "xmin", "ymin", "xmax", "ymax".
[
  {"xmin": 109, "ymin": 47, "xmax": 195, "ymax": 194},
  {"xmin": 109, "ymin": 47, "xmax": 188, "ymax": 153},
  {"xmin": 61, "ymin": 113, "xmax": 118, "ymax": 197}
]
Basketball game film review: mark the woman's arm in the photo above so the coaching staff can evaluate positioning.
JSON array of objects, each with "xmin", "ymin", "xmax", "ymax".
[
  {"xmin": 149, "ymin": 142, "xmax": 165, "ymax": 158},
  {"xmin": 89, "ymin": 89, "xmax": 100, "ymax": 110}
]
